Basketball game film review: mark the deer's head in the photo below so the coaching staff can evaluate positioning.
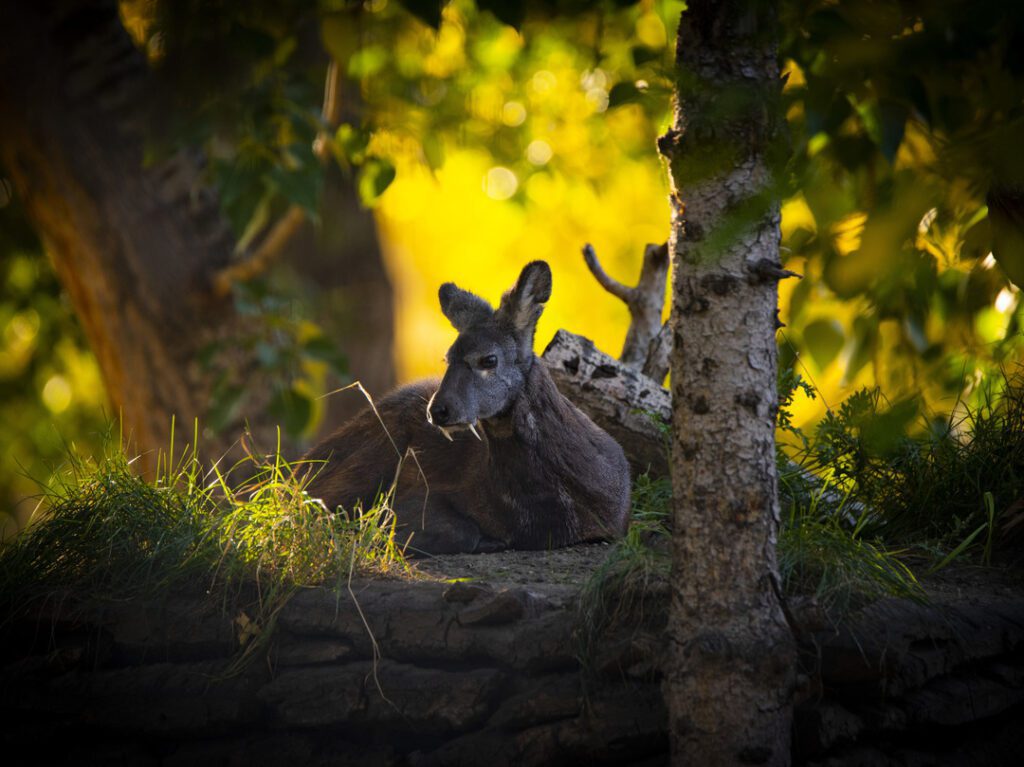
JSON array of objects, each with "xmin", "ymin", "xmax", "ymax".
[{"xmin": 427, "ymin": 261, "xmax": 552, "ymax": 434}]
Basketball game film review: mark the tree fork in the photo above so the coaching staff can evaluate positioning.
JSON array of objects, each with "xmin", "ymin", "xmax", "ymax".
[
  {"xmin": 582, "ymin": 241, "xmax": 670, "ymax": 380},
  {"xmin": 663, "ymin": 0, "xmax": 796, "ymax": 764}
]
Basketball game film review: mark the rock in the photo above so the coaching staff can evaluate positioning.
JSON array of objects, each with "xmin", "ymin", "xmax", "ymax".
[
  {"xmin": 488, "ymin": 673, "xmax": 582, "ymax": 729},
  {"xmin": 260, "ymin": 661, "xmax": 504, "ymax": 734},
  {"xmin": 442, "ymin": 581, "xmax": 494, "ymax": 604},
  {"xmin": 258, "ymin": 666, "xmax": 365, "ymax": 727},
  {"xmin": 4, "ymin": 660, "xmax": 265, "ymax": 733},
  {"xmin": 794, "ymin": 702, "xmax": 864, "ymax": 759},
  {"xmin": 272, "ymin": 637, "xmax": 354, "ymax": 666},
  {"xmin": 902, "ymin": 674, "xmax": 1024, "ymax": 727},
  {"xmin": 457, "ymin": 589, "xmax": 531, "ymax": 626}
]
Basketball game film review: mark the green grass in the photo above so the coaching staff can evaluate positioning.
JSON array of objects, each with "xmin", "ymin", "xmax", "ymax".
[
  {"xmin": 791, "ymin": 371, "xmax": 1024, "ymax": 566},
  {"xmin": 581, "ymin": 367, "xmax": 1024, "ymax": 644},
  {"xmin": 0, "ymin": 423, "xmax": 409, "ymax": 639},
  {"xmin": 579, "ymin": 465, "xmax": 924, "ymax": 650},
  {"xmin": 777, "ymin": 466, "xmax": 925, "ymax": 612}
]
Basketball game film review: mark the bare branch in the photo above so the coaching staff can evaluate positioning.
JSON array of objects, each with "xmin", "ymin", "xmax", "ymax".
[
  {"xmin": 210, "ymin": 60, "xmax": 343, "ymax": 298},
  {"xmin": 583, "ymin": 243, "xmax": 633, "ymax": 302},
  {"xmin": 313, "ymin": 59, "xmax": 343, "ymax": 163},
  {"xmin": 542, "ymin": 329, "xmax": 669, "ymax": 477},
  {"xmin": 582, "ymin": 241, "xmax": 670, "ymax": 369},
  {"xmin": 210, "ymin": 206, "xmax": 306, "ymax": 298}
]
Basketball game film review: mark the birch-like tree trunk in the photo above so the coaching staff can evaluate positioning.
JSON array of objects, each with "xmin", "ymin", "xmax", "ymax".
[{"xmin": 662, "ymin": 1, "xmax": 796, "ymax": 763}]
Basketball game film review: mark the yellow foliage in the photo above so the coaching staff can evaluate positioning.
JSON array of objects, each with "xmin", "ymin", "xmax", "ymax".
[{"xmin": 377, "ymin": 149, "xmax": 670, "ymax": 380}]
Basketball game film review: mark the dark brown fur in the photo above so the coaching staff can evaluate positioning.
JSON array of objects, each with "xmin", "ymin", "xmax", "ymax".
[{"xmin": 302, "ymin": 262, "xmax": 631, "ymax": 555}]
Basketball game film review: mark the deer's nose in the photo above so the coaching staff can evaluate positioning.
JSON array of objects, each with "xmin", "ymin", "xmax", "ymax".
[{"xmin": 430, "ymin": 401, "xmax": 451, "ymax": 426}]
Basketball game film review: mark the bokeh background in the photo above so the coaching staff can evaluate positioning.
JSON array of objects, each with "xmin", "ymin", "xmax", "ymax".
[{"xmin": 3, "ymin": 0, "xmax": 1022, "ymax": 537}]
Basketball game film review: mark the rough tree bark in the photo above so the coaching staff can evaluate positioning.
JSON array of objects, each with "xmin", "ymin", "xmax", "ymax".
[
  {"xmin": 661, "ymin": 1, "xmax": 796, "ymax": 764},
  {"xmin": 0, "ymin": 1, "xmax": 393, "ymax": 465}
]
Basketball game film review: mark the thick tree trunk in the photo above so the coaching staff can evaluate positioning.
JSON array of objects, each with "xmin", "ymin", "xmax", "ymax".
[
  {"xmin": 0, "ymin": 1, "xmax": 393, "ymax": 465},
  {"xmin": 280, "ymin": 162, "xmax": 396, "ymax": 430},
  {"xmin": 662, "ymin": 1, "xmax": 795, "ymax": 765},
  {"xmin": 0, "ymin": 0, "xmax": 243, "ymax": 467}
]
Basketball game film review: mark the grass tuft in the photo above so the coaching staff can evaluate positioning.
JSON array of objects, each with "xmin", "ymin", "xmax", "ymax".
[
  {"xmin": 0, "ymin": 425, "xmax": 409, "ymax": 636},
  {"xmin": 576, "ymin": 472, "xmax": 671, "ymax": 674},
  {"xmin": 777, "ymin": 467, "xmax": 925, "ymax": 613}
]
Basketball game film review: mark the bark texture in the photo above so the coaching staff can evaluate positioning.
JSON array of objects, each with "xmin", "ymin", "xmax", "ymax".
[
  {"xmin": 662, "ymin": 1, "xmax": 796, "ymax": 764},
  {"xmin": 0, "ymin": 0, "xmax": 241, "ymax": 465}
]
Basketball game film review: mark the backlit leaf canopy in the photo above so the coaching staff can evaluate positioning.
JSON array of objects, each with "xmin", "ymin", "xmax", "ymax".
[{"xmin": 5, "ymin": 0, "xmax": 1024, "ymax": 528}]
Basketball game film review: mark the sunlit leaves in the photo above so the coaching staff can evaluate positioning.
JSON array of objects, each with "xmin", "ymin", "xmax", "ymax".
[
  {"xmin": 778, "ymin": 0, "xmax": 1024, "ymax": 424},
  {"xmin": 803, "ymin": 319, "xmax": 845, "ymax": 370},
  {"xmin": 477, "ymin": 0, "xmax": 525, "ymax": 30},
  {"xmin": 399, "ymin": 0, "xmax": 446, "ymax": 29},
  {"xmin": 358, "ymin": 157, "xmax": 397, "ymax": 205}
]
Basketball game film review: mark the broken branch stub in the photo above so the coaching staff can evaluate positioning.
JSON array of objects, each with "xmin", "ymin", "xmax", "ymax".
[
  {"xmin": 542, "ymin": 329, "xmax": 670, "ymax": 478},
  {"xmin": 642, "ymin": 322, "xmax": 671, "ymax": 383},
  {"xmin": 582, "ymin": 242, "xmax": 670, "ymax": 377}
]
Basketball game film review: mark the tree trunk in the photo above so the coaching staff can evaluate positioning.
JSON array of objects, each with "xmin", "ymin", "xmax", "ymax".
[
  {"xmin": 280, "ymin": 162, "xmax": 396, "ymax": 431},
  {"xmin": 0, "ymin": 0, "xmax": 242, "ymax": 467},
  {"xmin": 0, "ymin": 1, "xmax": 393, "ymax": 466},
  {"xmin": 661, "ymin": 1, "xmax": 796, "ymax": 764}
]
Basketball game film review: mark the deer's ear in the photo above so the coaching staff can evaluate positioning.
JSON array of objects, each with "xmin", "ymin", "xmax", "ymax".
[
  {"xmin": 496, "ymin": 261, "xmax": 552, "ymax": 354},
  {"xmin": 439, "ymin": 283, "xmax": 493, "ymax": 331}
]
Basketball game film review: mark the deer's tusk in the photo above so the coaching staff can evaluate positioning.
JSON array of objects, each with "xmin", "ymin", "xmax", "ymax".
[
  {"xmin": 468, "ymin": 422, "xmax": 482, "ymax": 441},
  {"xmin": 425, "ymin": 389, "xmax": 438, "ymax": 425}
]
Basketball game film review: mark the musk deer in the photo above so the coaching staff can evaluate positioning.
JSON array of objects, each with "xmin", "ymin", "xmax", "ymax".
[{"xmin": 303, "ymin": 261, "xmax": 631, "ymax": 555}]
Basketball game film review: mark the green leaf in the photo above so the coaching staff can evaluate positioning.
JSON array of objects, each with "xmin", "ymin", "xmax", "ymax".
[
  {"xmin": 861, "ymin": 396, "xmax": 919, "ymax": 458},
  {"xmin": 477, "ymin": 0, "xmax": 525, "ymax": 29},
  {"xmin": 608, "ymin": 81, "xmax": 642, "ymax": 108},
  {"xmin": 268, "ymin": 387, "xmax": 314, "ymax": 437},
  {"xmin": 348, "ymin": 45, "xmax": 389, "ymax": 79},
  {"xmin": 358, "ymin": 157, "xmax": 397, "ymax": 207},
  {"xmin": 255, "ymin": 341, "xmax": 280, "ymax": 369},
  {"xmin": 959, "ymin": 214, "xmax": 992, "ymax": 261},
  {"xmin": 877, "ymin": 100, "xmax": 907, "ymax": 164},
  {"xmin": 334, "ymin": 123, "xmax": 370, "ymax": 166},
  {"xmin": 399, "ymin": 0, "xmax": 445, "ymax": 29},
  {"xmin": 268, "ymin": 163, "xmax": 322, "ymax": 218},
  {"xmin": 803, "ymin": 318, "xmax": 845, "ymax": 370},
  {"xmin": 787, "ymin": 272, "xmax": 813, "ymax": 322},
  {"xmin": 207, "ymin": 382, "xmax": 246, "ymax": 433},
  {"xmin": 320, "ymin": 14, "xmax": 359, "ymax": 63},
  {"xmin": 303, "ymin": 336, "xmax": 349, "ymax": 376},
  {"xmin": 631, "ymin": 46, "xmax": 661, "ymax": 67},
  {"xmin": 845, "ymin": 316, "xmax": 877, "ymax": 382},
  {"xmin": 987, "ymin": 186, "xmax": 1024, "ymax": 288}
]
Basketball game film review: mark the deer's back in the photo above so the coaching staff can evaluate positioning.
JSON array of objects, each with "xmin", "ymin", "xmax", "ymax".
[{"xmin": 302, "ymin": 379, "xmax": 485, "ymax": 514}]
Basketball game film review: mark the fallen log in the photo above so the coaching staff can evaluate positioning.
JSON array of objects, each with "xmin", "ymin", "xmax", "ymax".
[{"xmin": 541, "ymin": 329, "xmax": 669, "ymax": 478}]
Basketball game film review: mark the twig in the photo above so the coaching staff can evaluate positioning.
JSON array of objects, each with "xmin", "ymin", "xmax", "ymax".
[
  {"xmin": 210, "ymin": 206, "xmax": 307, "ymax": 298},
  {"xmin": 582, "ymin": 242, "xmax": 670, "ymax": 373},
  {"xmin": 209, "ymin": 59, "xmax": 344, "ymax": 298}
]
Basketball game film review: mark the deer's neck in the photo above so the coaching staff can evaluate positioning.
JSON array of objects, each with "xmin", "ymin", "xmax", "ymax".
[{"xmin": 482, "ymin": 357, "xmax": 571, "ymax": 449}]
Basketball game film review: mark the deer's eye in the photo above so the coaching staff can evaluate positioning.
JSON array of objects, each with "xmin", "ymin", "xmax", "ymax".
[{"xmin": 479, "ymin": 355, "xmax": 498, "ymax": 370}]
